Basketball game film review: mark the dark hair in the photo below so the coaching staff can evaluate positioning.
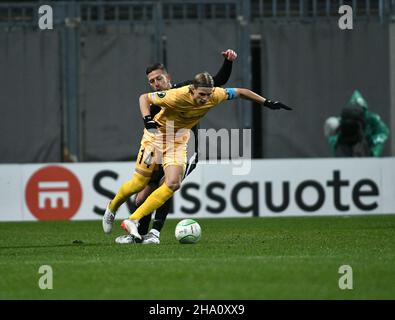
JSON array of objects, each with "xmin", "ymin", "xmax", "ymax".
[
  {"xmin": 192, "ymin": 72, "xmax": 214, "ymax": 88},
  {"xmin": 145, "ymin": 63, "xmax": 167, "ymax": 75}
]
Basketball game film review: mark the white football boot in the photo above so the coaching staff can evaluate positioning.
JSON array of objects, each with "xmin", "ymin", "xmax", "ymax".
[
  {"xmin": 121, "ymin": 219, "xmax": 142, "ymax": 240},
  {"xmin": 115, "ymin": 234, "xmax": 136, "ymax": 244},
  {"xmin": 102, "ymin": 203, "xmax": 115, "ymax": 234},
  {"xmin": 142, "ymin": 229, "xmax": 160, "ymax": 244}
]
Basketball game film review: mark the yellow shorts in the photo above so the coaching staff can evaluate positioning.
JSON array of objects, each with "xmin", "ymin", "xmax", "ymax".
[{"xmin": 134, "ymin": 129, "xmax": 189, "ymax": 175}]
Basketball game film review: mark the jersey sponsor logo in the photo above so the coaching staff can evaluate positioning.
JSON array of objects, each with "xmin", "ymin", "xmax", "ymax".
[
  {"xmin": 25, "ymin": 166, "xmax": 82, "ymax": 220},
  {"xmin": 157, "ymin": 91, "xmax": 166, "ymax": 98}
]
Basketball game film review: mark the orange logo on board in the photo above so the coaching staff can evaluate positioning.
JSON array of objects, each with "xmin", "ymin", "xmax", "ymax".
[{"xmin": 25, "ymin": 166, "xmax": 82, "ymax": 220}]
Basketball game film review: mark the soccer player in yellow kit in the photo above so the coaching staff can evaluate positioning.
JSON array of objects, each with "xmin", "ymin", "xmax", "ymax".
[
  {"xmin": 116, "ymin": 49, "xmax": 237, "ymax": 244},
  {"xmin": 103, "ymin": 72, "xmax": 292, "ymax": 240}
]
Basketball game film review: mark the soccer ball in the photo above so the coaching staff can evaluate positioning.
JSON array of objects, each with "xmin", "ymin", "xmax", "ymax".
[{"xmin": 175, "ymin": 219, "xmax": 201, "ymax": 244}]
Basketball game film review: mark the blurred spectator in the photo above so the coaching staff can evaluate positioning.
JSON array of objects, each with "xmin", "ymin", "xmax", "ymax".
[{"xmin": 324, "ymin": 90, "xmax": 389, "ymax": 157}]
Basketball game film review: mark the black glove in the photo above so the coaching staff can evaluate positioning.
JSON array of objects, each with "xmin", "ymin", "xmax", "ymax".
[
  {"xmin": 264, "ymin": 99, "xmax": 293, "ymax": 110},
  {"xmin": 143, "ymin": 115, "xmax": 160, "ymax": 132}
]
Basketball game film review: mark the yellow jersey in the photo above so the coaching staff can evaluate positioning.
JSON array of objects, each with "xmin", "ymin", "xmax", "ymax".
[{"xmin": 147, "ymin": 85, "xmax": 234, "ymax": 132}]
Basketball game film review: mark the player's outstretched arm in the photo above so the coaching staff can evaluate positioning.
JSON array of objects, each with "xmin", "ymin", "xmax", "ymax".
[
  {"xmin": 212, "ymin": 49, "xmax": 237, "ymax": 86},
  {"xmin": 173, "ymin": 49, "xmax": 237, "ymax": 88},
  {"xmin": 234, "ymin": 88, "xmax": 293, "ymax": 110},
  {"xmin": 140, "ymin": 94, "xmax": 151, "ymax": 117}
]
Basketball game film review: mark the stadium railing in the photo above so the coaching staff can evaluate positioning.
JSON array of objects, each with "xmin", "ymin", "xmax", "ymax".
[{"xmin": 1, "ymin": 0, "xmax": 394, "ymax": 28}]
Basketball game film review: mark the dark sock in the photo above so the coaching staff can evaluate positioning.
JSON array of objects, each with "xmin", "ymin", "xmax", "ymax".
[
  {"xmin": 152, "ymin": 219, "xmax": 164, "ymax": 232},
  {"xmin": 131, "ymin": 194, "xmax": 152, "ymax": 236},
  {"xmin": 152, "ymin": 198, "xmax": 172, "ymax": 232},
  {"xmin": 138, "ymin": 212, "xmax": 152, "ymax": 236}
]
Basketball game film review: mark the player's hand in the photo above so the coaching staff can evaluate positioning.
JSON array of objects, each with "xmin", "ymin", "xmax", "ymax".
[
  {"xmin": 143, "ymin": 115, "xmax": 160, "ymax": 133},
  {"xmin": 263, "ymin": 100, "xmax": 293, "ymax": 111},
  {"xmin": 222, "ymin": 49, "xmax": 237, "ymax": 61}
]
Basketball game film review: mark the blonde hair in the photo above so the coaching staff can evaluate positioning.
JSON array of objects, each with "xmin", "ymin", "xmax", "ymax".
[{"xmin": 192, "ymin": 72, "xmax": 214, "ymax": 88}]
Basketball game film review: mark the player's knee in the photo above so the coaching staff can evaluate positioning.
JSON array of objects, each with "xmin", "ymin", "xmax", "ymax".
[{"xmin": 165, "ymin": 180, "xmax": 181, "ymax": 191}]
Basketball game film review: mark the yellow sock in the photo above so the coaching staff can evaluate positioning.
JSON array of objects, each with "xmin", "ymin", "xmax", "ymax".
[
  {"xmin": 129, "ymin": 183, "xmax": 174, "ymax": 221},
  {"xmin": 109, "ymin": 172, "xmax": 150, "ymax": 212}
]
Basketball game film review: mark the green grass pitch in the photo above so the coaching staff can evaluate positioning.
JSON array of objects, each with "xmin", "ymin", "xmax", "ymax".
[{"xmin": 0, "ymin": 215, "xmax": 394, "ymax": 299}]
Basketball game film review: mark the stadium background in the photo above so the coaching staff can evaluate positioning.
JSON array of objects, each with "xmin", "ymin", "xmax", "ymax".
[{"xmin": 1, "ymin": 0, "xmax": 394, "ymax": 163}]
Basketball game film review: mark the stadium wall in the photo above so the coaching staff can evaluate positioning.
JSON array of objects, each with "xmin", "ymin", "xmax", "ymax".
[
  {"xmin": 1, "ymin": 22, "xmax": 392, "ymax": 163},
  {"xmin": 1, "ymin": 158, "xmax": 394, "ymax": 222},
  {"xmin": 256, "ymin": 21, "xmax": 391, "ymax": 158},
  {"xmin": 79, "ymin": 24, "xmax": 153, "ymax": 161},
  {"xmin": 0, "ymin": 30, "xmax": 62, "ymax": 163}
]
